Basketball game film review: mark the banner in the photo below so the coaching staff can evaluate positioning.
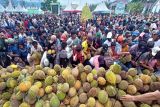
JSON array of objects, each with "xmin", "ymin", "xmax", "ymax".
[{"xmin": 115, "ymin": 2, "xmax": 125, "ymax": 14}]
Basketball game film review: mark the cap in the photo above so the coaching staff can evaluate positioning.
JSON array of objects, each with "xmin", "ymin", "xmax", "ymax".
[
  {"xmin": 152, "ymin": 30, "xmax": 159, "ymax": 35},
  {"xmin": 107, "ymin": 32, "xmax": 112, "ymax": 38},
  {"xmin": 152, "ymin": 47, "xmax": 160, "ymax": 56}
]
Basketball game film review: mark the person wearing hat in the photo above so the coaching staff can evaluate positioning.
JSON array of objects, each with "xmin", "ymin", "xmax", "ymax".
[
  {"xmin": 66, "ymin": 39, "xmax": 73, "ymax": 60},
  {"xmin": 48, "ymin": 35, "xmax": 61, "ymax": 51},
  {"xmin": 103, "ymin": 32, "xmax": 112, "ymax": 47},
  {"xmin": 151, "ymin": 30, "xmax": 160, "ymax": 47}
]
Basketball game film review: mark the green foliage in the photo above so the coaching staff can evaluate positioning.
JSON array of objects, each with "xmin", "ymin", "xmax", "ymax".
[
  {"xmin": 81, "ymin": 4, "xmax": 93, "ymax": 22},
  {"xmin": 127, "ymin": 2, "xmax": 144, "ymax": 13},
  {"xmin": 41, "ymin": 0, "xmax": 57, "ymax": 11}
]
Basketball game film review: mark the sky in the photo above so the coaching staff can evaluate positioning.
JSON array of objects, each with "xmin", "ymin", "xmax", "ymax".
[{"xmin": 57, "ymin": 0, "xmax": 113, "ymax": 5}]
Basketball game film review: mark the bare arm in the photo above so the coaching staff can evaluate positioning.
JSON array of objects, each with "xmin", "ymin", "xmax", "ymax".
[{"xmin": 121, "ymin": 90, "xmax": 160, "ymax": 102}]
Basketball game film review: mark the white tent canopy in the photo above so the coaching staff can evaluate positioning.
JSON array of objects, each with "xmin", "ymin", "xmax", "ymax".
[
  {"xmin": 5, "ymin": 0, "xmax": 15, "ymax": 12},
  {"xmin": 94, "ymin": 2, "xmax": 111, "ymax": 13},
  {"xmin": 75, "ymin": 4, "xmax": 84, "ymax": 12},
  {"xmin": 15, "ymin": 3, "xmax": 23, "ymax": 12},
  {"xmin": 152, "ymin": 0, "xmax": 160, "ymax": 13},
  {"xmin": 0, "ymin": 4, "xmax": 5, "ymax": 13},
  {"xmin": 63, "ymin": 4, "xmax": 74, "ymax": 12}
]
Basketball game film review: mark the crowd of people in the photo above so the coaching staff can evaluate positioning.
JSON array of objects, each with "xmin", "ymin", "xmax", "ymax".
[{"xmin": 0, "ymin": 13, "xmax": 160, "ymax": 76}]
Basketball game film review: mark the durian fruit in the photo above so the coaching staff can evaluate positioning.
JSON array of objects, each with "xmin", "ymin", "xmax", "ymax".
[
  {"xmin": 35, "ymin": 65, "xmax": 43, "ymax": 70},
  {"xmin": 77, "ymin": 63, "xmax": 84, "ymax": 73},
  {"xmin": 35, "ymin": 100, "xmax": 44, "ymax": 107},
  {"xmin": 79, "ymin": 104, "xmax": 87, "ymax": 107},
  {"xmin": 45, "ymin": 86, "xmax": 53, "ymax": 94},
  {"xmin": 0, "ymin": 82, "xmax": 6, "ymax": 91},
  {"xmin": 150, "ymin": 82, "xmax": 160, "ymax": 92},
  {"xmin": 45, "ymin": 76, "xmax": 54, "ymax": 86},
  {"xmin": 2, "ymin": 92, "xmax": 12, "ymax": 100},
  {"xmin": 6, "ymin": 78, "xmax": 17, "ymax": 88},
  {"xmin": 127, "ymin": 75, "xmax": 134, "ymax": 84},
  {"xmin": 6, "ymin": 66, "xmax": 14, "ymax": 72},
  {"xmin": 84, "ymin": 65, "xmax": 92, "ymax": 74},
  {"xmin": 87, "ymin": 97, "xmax": 96, "ymax": 107},
  {"xmin": 68, "ymin": 87, "xmax": 77, "ymax": 97},
  {"xmin": 61, "ymin": 83, "xmax": 70, "ymax": 93},
  {"xmin": 11, "ymin": 70, "xmax": 21, "ymax": 78},
  {"xmin": 127, "ymin": 85, "xmax": 137, "ymax": 95},
  {"xmin": 116, "ymin": 74, "xmax": 122, "ymax": 83},
  {"xmin": 97, "ymin": 77, "xmax": 106, "ymax": 86},
  {"xmin": 140, "ymin": 74, "xmax": 152, "ymax": 84},
  {"xmin": 98, "ymin": 90, "xmax": 108, "ymax": 104},
  {"xmin": 122, "ymin": 101, "xmax": 137, "ymax": 107},
  {"xmin": 47, "ymin": 69, "xmax": 57, "ymax": 76},
  {"xmin": 33, "ymin": 70, "xmax": 45, "ymax": 80},
  {"xmin": 109, "ymin": 64, "xmax": 121, "ymax": 74},
  {"xmin": 71, "ymin": 67, "xmax": 79, "ymax": 78},
  {"xmin": 97, "ymin": 67, "xmax": 106, "ymax": 77},
  {"xmin": 74, "ymin": 80, "xmax": 81, "ymax": 90},
  {"xmin": 83, "ymin": 82, "xmax": 91, "ymax": 93},
  {"xmin": 117, "ymin": 89, "xmax": 126, "ymax": 100},
  {"xmin": 105, "ymin": 71, "xmax": 116, "ymax": 85},
  {"xmin": 88, "ymin": 87, "xmax": 98, "ymax": 97},
  {"xmin": 140, "ymin": 104, "xmax": 151, "ymax": 107},
  {"xmin": 87, "ymin": 73, "xmax": 94, "ymax": 82},
  {"xmin": 80, "ymin": 72, "xmax": 87, "ymax": 83},
  {"xmin": 91, "ymin": 80, "xmax": 98, "ymax": 87},
  {"xmin": 3, "ymin": 101, "xmax": 11, "ymax": 107},
  {"xmin": 56, "ymin": 91, "xmax": 66, "ymax": 101},
  {"xmin": 34, "ymin": 81, "xmax": 43, "ymax": 88},
  {"xmin": 19, "ymin": 102, "xmax": 30, "ymax": 107},
  {"xmin": 105, "ymin": 98, "xmax": 112, "ymax": 107},
  {"xmin": 28, "ymin": 85, "xmax": 39, "ymax": 99},
  {"xmin": 142, "ymin": 69, "xmax": 151, "ymax": 75},
  {"xmin": 43, "ymin": 100, "xmax": 51, "ymax": 107},
  {"xmin": 127, "ymin": 68, "xmax": 138, "ymax": 77},
  {"xmin": 62, "ymin": 68, "xmax": 71, "ymax": 80},
  {"xmin": 95, "ymin": 101, "xmax": 104, "ymax": 107},
  {"xmin": 133, "ymin": 79, "xmax": 143, "ymax": 91},
  {"xmin": 79, "ymin": 93, "xmax": 88, "ymax": 103},
  {"xmin": 50, "ymin": 95, "xmax": 60, "ymax": 107},
  {"xmin": 66, "ymin": 74, "xmax": 75, "ymax": 85},
  {"xmin": 118, "ymin": 80, "xmax": 129, "ymax": 90},
  {"xmin": 70, "ymin": 95, "xmax": 79, "ymax": 107},
  {"xmin": 18, "ymin": 81, "xmax": 31, "ymax": 92},
  {"xmin": 120, "ymin": 71, "xmax": 127, "ymax": 79},
  {"xmin": 15, "ymin": 91, "xmax": 25, "ymax": 100},
  {"xmin": 38, "ymin": 88, "xmax": 45, "ymax": 97},
  {"xmin": 54, "ymin": 64, "xmax": 61, "ymax": 73},
  {"xmin": 91, "ymin": 69, "xmax": 97, "ymax": 76},
  {"xmin": 105, "ymin": 85, "xmax": 117, "ymax": 97},
  {"xmin": 114, "ymin": 100, "xmax": 123, "ymax": 107}
]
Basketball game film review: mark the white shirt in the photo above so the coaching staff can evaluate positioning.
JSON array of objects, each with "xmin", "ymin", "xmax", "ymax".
[
  {"xmin": 65, "ymin": 46, "xmax": 73, "ymax": 59},
  {"xmin": 155, "ymin": 40, "xmax": 160, "ymax": 47}
]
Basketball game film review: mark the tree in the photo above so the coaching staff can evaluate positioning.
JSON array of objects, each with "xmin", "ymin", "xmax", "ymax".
[
  {"xmin": 41, "ymin": 0, "xmax": 57, "ymax": 11},
  {"xmin": 127, "ymin": 2, "xmax": 144, "ymax": 14},
  {"xmin": 128, "ymin": 2, "xmax": 144, "ymax": 13}
]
